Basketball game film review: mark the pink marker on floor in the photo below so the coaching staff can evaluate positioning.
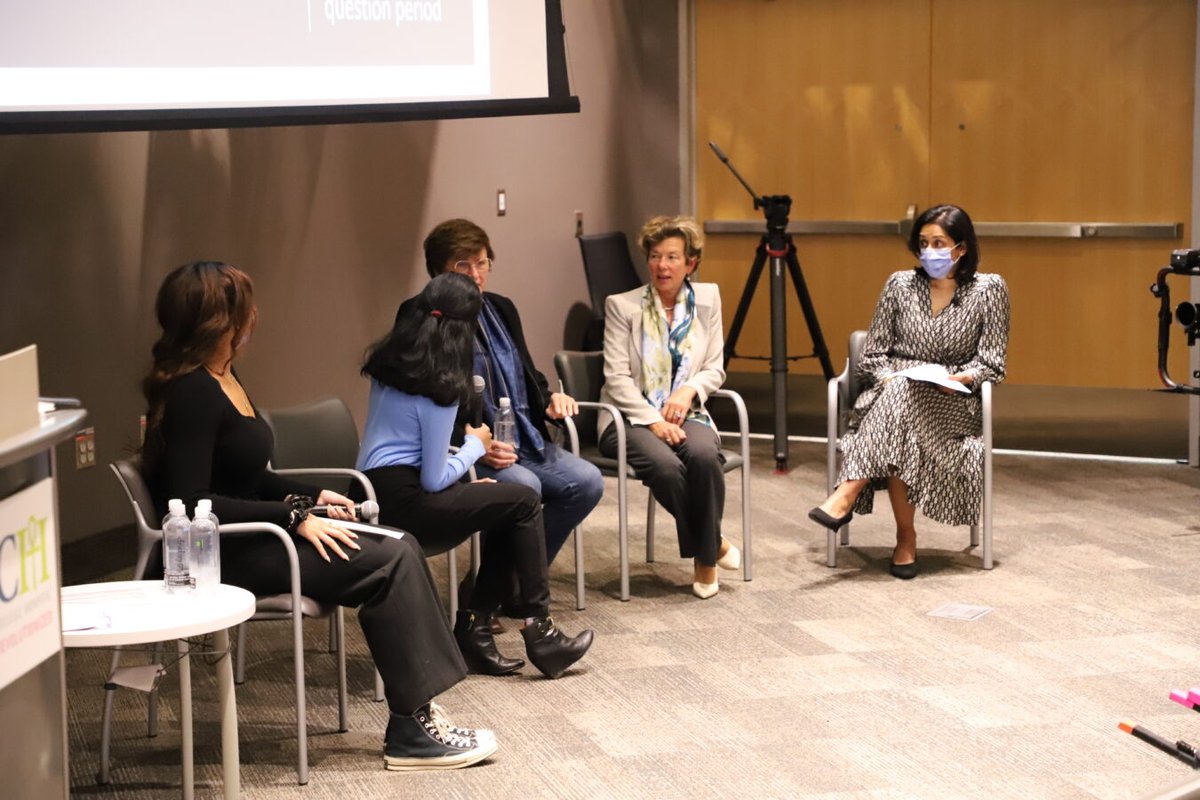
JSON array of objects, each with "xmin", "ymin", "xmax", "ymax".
[{"xmin": 1170, "ymin": 690, "xmax": 1195, "ymax": 709}]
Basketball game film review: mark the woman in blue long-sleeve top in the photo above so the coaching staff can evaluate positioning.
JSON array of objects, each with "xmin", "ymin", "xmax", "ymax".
[{"xmin": 358, "ymin": 273, "xmax": 593, "ymax": 680}]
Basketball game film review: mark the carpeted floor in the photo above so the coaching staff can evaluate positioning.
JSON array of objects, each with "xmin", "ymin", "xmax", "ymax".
[{"xmin": 65, "ymin": 439, "xmax": 1200, "ymax": 799}]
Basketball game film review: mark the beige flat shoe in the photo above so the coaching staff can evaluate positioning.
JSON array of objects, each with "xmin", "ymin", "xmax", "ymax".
[{"xmin": 692, "ymin": 581, "xmax": 719, "ymax": 599}]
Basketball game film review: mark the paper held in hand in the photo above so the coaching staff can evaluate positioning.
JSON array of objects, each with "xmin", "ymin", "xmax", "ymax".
[{"xmin": 888, "ymin": 363, "xmax": 971, "ymax": 393}]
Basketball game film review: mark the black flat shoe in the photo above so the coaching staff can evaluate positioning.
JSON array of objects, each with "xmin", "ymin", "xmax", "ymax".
[
  {"xmin": 808, "ymin": 506, "xmax": 853, "ymax": 531},
  {"xmin": 889, "ymin": 560, "xmax": 918, "ymax": 580}
]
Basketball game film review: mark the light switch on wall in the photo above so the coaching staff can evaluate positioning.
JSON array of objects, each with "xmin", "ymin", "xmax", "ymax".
[{"xmin": 497, "ymin": 189, "xmax": 506, "ymax": 216}]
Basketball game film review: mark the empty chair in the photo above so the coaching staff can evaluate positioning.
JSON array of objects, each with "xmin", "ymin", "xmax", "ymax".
[
  {"xmin": 578, "ymin": 232, "xmax": 643, "ymax": 350},
  {"xmin": 554, "ymin": 350, "xmax": 752, "ymax": 602},
  {"xmin": 824, "ymin": 330, "xmax": 995, "ymax": 569}
]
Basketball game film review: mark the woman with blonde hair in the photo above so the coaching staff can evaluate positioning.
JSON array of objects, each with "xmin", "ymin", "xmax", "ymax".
[{"xmin": 599, "ymin": 215, "xmax": 739, "ymax": 599}]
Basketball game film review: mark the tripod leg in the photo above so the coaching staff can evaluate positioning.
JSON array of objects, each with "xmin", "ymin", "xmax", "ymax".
[
  {"xmin": 785, "ymin": 246, "xmax": 836, "ymax": 380},
  {"xmin": 724, "ymin": 240, "xmax": 769, "ymax": 366},
  {"xmin": 769, "ymin": 251, "xmax": 789, "ymax": 470}
]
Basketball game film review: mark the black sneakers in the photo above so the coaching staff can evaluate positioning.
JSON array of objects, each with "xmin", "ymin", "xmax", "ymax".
[{"xmin": 383, "ymin": 703, "xmax": 497, "ymax": 771}]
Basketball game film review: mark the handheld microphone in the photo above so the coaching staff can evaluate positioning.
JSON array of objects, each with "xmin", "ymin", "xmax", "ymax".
[
  {"xmin": 309, "ymin": 499, "xmax": 379, "ymax": 521},
  {"xmin": 471, "ymin": 374, "xmax": 485, "ymax": 426}
]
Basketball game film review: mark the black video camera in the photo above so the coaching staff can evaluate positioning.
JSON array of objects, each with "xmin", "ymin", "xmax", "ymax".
[{"xmin": 1150, "ymin": 249, "xmax": 1200, "ymax": 394}]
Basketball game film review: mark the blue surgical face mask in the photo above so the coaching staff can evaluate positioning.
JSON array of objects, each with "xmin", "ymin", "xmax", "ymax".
[{"xmin": 919, "ymin": 246, "xmax": 959, "ymax": 279}]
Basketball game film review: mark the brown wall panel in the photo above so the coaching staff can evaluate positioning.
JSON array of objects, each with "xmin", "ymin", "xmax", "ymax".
[{"xmin": 697, "ymin": 0, "xmax": 1195, "ymax": 388}]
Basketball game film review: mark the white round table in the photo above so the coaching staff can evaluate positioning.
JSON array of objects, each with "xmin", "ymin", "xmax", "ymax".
[{"xmin": 62, "ymin": 580, "xmax": 256, "ymax": 799}]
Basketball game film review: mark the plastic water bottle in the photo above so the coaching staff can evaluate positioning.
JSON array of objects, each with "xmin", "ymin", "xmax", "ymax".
[
  {"xmin": 162, "ymin": 498, "xmax": 192, "ymax": 592},
  {"xmin": 493, "ymin": 397, "xmax": 516, "ymax": 448},
  {"xmin": 190, "ymin": 499, "xmax": 221, "ymax": 593}
]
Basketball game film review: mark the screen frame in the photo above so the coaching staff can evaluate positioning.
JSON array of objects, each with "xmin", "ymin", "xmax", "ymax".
[{"xmin": 0, "ymin": 0, "xmax": 577, "ymax": 135}]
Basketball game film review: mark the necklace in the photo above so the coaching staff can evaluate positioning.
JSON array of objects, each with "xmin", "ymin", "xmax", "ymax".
[{"xmin": 205, "ymin": 362, "xmax": 230, "ymax": 379}]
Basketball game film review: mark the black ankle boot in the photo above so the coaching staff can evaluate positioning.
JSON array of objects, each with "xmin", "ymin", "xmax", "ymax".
[
  {"xmin": 520, "ymin": 616, "xmax": 594, "ymax": 679},
  {"xmin": 453, "ymin": 610, "xmax": 524, "ymax": 675}
]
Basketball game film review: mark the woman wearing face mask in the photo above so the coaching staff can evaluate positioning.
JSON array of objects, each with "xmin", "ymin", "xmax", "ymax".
[{"xmin": 808, "ymin": 204, "xmax": 1009, "ymax": 579}]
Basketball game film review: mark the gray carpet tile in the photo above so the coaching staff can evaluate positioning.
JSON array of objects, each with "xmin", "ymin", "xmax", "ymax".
[{"xmin": 63, "ymin": 440, "xmax": 1200, "ymax": 799}]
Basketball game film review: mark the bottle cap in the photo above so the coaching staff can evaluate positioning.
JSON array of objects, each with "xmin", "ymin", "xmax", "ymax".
[
  {"xmin": 168, "ymin": 498, "xmax": 186, "ymax": 515},
  {"xmin": 499, "ymin": 397, "xmax": 511, "ymax": 408},
  {"xmin": 196, "ymin": 498, "xmax": 213, "ymax": 514}
]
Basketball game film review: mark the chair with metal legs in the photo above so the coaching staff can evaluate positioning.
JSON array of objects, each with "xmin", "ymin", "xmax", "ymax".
[
  {"xmin": 261, "ymin": 396, "xmax": 479, "ymax": 706},
  {"xmin": 107, "ymin": 459, "xmax": 339, "ymax": 786},
  {"xmin": 824, "ymin": 330, "xmax": 995, "ymax": 569},
  {"xmin": 553, "ymin": 350, "xmax": 753, "ymax": 605}
]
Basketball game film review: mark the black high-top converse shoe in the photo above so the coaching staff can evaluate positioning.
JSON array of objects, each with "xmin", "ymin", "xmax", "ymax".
[{"xmin": 383, "ymin": 704, "xmax": 497, "ymax": 771}]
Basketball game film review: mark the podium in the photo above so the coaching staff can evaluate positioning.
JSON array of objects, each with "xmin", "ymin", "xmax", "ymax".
[{"xmin": 0, "ymin": 400, "xmax": 87, "ymax": 798}]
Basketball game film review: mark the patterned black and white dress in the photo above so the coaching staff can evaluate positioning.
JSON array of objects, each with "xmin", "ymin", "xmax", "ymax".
[{"xmin": 839, "ymin": 269, "xmax": 1010, "ymax": 525}]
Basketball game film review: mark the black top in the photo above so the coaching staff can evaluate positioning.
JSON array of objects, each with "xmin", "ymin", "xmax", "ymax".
[
  {"xmin": 142, "ymin": 368, "xmax": 319, "ymax": 526},
  {"xmin": 395, "ymin": 290, "xmax": 554, "ymax": 437}
]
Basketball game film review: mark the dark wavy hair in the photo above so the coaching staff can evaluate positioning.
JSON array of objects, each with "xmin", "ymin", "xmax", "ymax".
[
  {"xmin": 908, "ymin": 204, "xmax": 980, "ymax": 285},
  {"xmin": 143, "ymin": 261, "xmax": 257, "ymax": 432},
  {"xmin": 361, "ymin": 272, "xmax": 481, "ymax": 406},
  {"xmin": 423, "ymin": 218, "xmax": 494, "ymax": 279}
]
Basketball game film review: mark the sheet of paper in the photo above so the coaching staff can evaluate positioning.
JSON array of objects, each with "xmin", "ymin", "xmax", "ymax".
[
  {"xmin": 61, "ymin": 603, "xmax": 110, "ymax": 632},
  {"xmin": 319, "ymin": 519, "xmax": 405, "ymax": 539},
  {"xmin": 928, "ymin": 602, "xmax": 993, "ymax": 621},
  {"xmin": 890, "ymin": 363, "xmax": 971, "ymax": 394},
  {"xmin": 0, "ymin": 344, "xmax": 39, "ymax": 440},
  {"xmin": 110, "ymin": 663, "xmax": 166, "ymax": 693}
]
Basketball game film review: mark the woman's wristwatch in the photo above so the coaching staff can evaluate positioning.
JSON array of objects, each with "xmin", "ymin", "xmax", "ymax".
[{"xmin": 284, "ymin": 494, "xmax": 315, "ymax": 534}]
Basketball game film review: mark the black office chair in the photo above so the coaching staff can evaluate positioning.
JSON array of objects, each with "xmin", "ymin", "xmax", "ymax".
[{"xmin": 578, "ymin": 232, "xmax": 643, "ymax": 350}]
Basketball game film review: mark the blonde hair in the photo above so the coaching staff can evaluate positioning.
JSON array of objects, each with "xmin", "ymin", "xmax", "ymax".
[{"xmin": 638, "ymin": 215, "xmax": 704, "ymax": 264}]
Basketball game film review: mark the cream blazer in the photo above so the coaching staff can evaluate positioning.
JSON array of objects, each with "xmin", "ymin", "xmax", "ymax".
[{"xmin": 598, "ymin": 281, "xmax": 726, "ymax": 437}]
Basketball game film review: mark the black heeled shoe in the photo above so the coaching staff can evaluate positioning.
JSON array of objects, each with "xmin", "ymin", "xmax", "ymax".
[
  {"xmin": 808, "ymin": 506, "xmax": 853, "ymax": 531},
  {"xmin": 453, "ymin": 610, "xmax": 525, "ymax": 675},
  {"xmin": 889, "ymin": 559, "xmax": 918, "ymax": 580},
  {"xmin": 520, "ymin": 616, "xmax": 594, "ymax": 679}
]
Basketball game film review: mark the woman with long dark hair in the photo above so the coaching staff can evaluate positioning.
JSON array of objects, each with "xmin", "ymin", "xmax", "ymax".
[
  {"xmin": 808, "ymin": 204, "xmax": 1010, "ymax": 578},
  {"xmin": 358, "ymin": 272, "xmax": 593, "ymax": 679},
  {"xmin": 141, "ymin": 261, "xmax": 497, "ymax": 772}
]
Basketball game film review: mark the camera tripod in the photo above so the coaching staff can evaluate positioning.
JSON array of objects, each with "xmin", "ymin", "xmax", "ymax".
[{"xmin": 711, "ymin": 142, "xmax": 835, "ymax": 471}]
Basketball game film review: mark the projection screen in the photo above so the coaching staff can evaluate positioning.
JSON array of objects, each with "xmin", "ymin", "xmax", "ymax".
[{"xmin": 0, "ymin": 0, "xmax": 577, "ymax": 134}]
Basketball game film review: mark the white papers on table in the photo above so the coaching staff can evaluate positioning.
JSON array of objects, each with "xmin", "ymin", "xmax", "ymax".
[
  {"xmin": 888, "ymin": 363, "xmax": 971, "ymax": 394},
  {"xmin": 61, "ymin": 603, "xmax": 110, "ymax": 632}
]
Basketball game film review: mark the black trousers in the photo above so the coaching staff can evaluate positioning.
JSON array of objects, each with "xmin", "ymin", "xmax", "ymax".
[
  {"xmin": 364, "ymin": 465, "xmax": 552, "ymax": 618},
  {"xmin": 218, "ymin": 528, "xmax": 465, "ymax": 716},
  {"xmin": 599, "ymin": 420, "xmax": 726, "ymax": 565}
]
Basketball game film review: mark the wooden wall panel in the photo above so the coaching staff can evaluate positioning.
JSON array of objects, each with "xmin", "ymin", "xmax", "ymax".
[
  {"xmin": 696, "ymin": 0, "xmax": 931, "ymax": 374},
  {"xmin": 696, "ymin": 0, "xmax": 1195, "ymax": 387},
  {"xmin": 932, "ymin": 0, "xmax": 1194, "ymax": 387}
]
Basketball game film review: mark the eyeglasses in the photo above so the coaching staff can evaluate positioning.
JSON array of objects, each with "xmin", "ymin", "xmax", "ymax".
[
  {"xmin": 451, "ymin": 258, "xmax": 493, "ymax": 275},
  {"xmin": 648, "ymin": 253, "xmax": 687, "ymax": 266}
]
